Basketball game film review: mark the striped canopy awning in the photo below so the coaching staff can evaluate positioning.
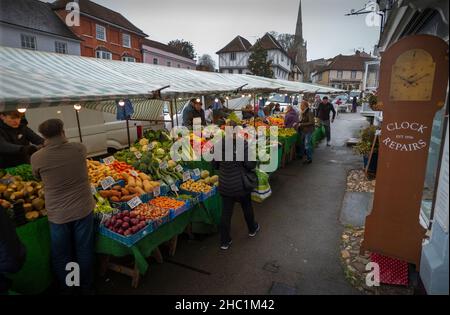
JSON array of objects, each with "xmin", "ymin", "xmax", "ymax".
[{"xmin": 0, "ymin": 47, "xmax": 345, "ymax": 113}]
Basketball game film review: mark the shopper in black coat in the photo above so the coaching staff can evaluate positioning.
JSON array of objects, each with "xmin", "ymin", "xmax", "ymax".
[
  {"xmin": 213, "ymin": 133, "xmax": 260, "ymax": 250},
  {"xmin": 0, "ymin": 111, "xmax": 44, "ymax": 168}
]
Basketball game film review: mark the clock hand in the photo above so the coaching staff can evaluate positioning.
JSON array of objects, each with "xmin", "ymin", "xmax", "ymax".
[
  {"xmin": 412, "ymin": 73, "xmax": 430, "ymax": 83},
  {"xmin": 397, "ymin": 75, "xmax": 414, "ymax": 85}
]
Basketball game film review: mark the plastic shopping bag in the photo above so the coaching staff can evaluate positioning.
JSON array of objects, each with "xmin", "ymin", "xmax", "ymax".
[{"xmin": 251, "ymin": 169, "xmax": 272, "ymax": 203}]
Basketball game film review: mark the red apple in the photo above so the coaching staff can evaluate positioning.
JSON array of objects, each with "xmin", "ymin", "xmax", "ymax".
[
  {"xmin": 123, "ymin": 217, "xmax": 130, "ymax": 223},
  {"xmin": 122, "ymin": 222, "xmax": 129, "ymax": 229}
]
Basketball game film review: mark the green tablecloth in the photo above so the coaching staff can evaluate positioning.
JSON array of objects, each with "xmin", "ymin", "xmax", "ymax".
[
  {"xmin": 95, "ymin": 193, "xmax": 222, "ymax": 275},
  {"xmin": 9, "ymin": 217, "xmax": 52, "ymax": 295}
]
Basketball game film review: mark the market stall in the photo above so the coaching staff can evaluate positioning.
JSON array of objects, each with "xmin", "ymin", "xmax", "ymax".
[{"xmin": 0, "ymin": 47, "xmax": 340, "ymax": 294}]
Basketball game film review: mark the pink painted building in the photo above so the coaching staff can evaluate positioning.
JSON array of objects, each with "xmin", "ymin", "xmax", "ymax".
[{"xmin": 142, "ymin": 39, "xmax": 196, "ymax": 69}]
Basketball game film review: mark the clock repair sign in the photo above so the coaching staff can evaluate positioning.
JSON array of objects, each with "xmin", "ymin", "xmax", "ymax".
[{"xmin": 362, "ymin": 34, "xmax": 448, "ymax": 269}]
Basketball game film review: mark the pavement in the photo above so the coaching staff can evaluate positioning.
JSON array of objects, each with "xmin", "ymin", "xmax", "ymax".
[{"xmin": 97, "ymin": 111, "xmax": 369, "ymax": 295}]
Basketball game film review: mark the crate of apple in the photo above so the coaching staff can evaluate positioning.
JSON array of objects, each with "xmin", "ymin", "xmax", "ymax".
[{"xmin": 103, "ymin": 210, "xmax": 149, "ymax": 238}]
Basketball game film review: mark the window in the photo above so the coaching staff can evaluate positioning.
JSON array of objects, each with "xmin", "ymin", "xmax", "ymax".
[
  {"xmin": 153, "ymin": 58, "xmax": 158, "ymax": 65},
  {"xmin": 167, "ymin": 61, "xmax": 171, "ymax": 67},
  {"xmin": 96, "ymin": 24, "xmax": 106, "ymax": 41},
  {"xmin": 318, "ymin": 73, "xmax": 323, "ymax": 81},
  {"xmin": 281, "ymin": 54, "xmax": 284, "ymax": 62},
  {"xmin": 351, "ymin": 71, "xmax": 357, "ymax": 79},
  {"xmin": 95, "ymin": 50, "xmax": 112, "ymax": 59},
  {"xmin": 177, "ymin": 64, "xmax": 181, "ymax": 68},
  {"xmin": 54, "ymin": 41, "xmax": 67, "ymax": 54},
  {"xmin": 122, "ymin": 33, "xmax": 131, "ymax": 48},
  {"xmin": 230, "ymin": 52, "xmax": 236, "ymax": 61},
  {"xmin": 337, "ymin": 70, "xmax": 343, "ymax": 79},
  {"xmin": 21, "ymin": 34, "xmax": 36, "ymax": 50},
  {"xmin": 122, "ymin": 56, "xmax": 135, "ymax": 62},
  {"xmin": 238, "ymin": 69, "xmax": 243, "ymax": 74},
  {"xmin": 228, "ymin": 69, "xmax": 233, "ymax": 74}
]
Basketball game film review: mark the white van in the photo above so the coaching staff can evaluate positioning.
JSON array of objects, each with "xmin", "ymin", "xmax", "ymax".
[{"xmin": 25, "ymin": 105, "xmax": 159, "ymax": 157}]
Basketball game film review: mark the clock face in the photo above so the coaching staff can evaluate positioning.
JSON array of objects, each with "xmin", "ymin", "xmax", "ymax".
[{"xmin": 390, "ymin": 49, "xmax": 436, "ymax": 101}]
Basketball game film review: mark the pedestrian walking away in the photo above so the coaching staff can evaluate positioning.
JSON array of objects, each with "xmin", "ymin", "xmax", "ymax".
[
  {"xmin": 213, "ymin": 130, "xmax": 260, "ymax": 250},
  {"xmin": 316, "ymin": 96, "xmax": 336, "ymax": 146}
]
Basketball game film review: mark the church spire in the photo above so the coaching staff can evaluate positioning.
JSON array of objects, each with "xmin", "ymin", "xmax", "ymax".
[{"xmin": 295, "ymin": 0, "xmax": 304, "ymax": 44}]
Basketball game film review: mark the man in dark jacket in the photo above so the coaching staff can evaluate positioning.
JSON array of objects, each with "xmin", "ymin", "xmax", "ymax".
[
  {"xmin": 182, "ymin": 99, "xmax": 206, "ymax": 127},
  {"xmin": 213, "ymin": 131, "xmax": 259, "ymax": 250},
  {"xmin": 316, "ymin": 97, "xmax": 336, "ymax": 146},
  {"xmin": 0, "ymin": 207, "xmax": 26, "ymax": 294},
  {"xmin": 0, "ymin": 111, "xmax": 44, "ymax": 168}
]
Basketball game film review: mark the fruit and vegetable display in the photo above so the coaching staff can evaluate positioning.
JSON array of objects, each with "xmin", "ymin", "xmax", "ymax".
[
  {"xmin": 93, "ymin": 192, "xmax": 115, "ymax": 214},
  {"xmin": 267, "ymin": 117, "xmax": 285, "ymax": 128},
  {"xmin": 149, "ymin": 196, "xmax": 185, "ymax": 210},
  {"xmin": 180, "ymin": 180, "xmax": 213, "ymax": 193},
  {"xmin": 98, "ymin": 184, "xmax": 142, "ymax": 203},
  {"xmin": 278, "ymin": 128, "xmax": 297, "ymax": 138},
  {"xmin": 87, "ymin": 160, "xmax": 122, "ymax": 185},
  {"xmin": 107, "ymin": 160, "xmax": 136, "ymax": 175},
  {"xmin": 133, "ymin": 203, "xmax": 169, "ymax": 221},
  {"xmin": 102, "ymin": 210, "xmax": 149, "ymax": 236},
  {"xmin": 0, "ymin": 173, "xmax": 46, "ymax": 222},
  {"xmin": 5, "ymin": 164, "xmax": 36, "ymax": 181}
]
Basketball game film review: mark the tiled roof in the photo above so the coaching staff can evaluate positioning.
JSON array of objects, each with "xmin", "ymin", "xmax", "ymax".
[
  {"xmin": 52, "ymin": 0, "xmax": 147, "ymax": 36},
  {"xmin": 316, "ymin": 52, "xmax": 375, "ymax": 73},
  {"xmin": 253, "ymin": 33, "xmax": 293, "ymax": 62},
  {"xmin": 0, "ymin": 0, "xmax": 80, "ymax": 41},
  {"xmin": 216, "ymin": 35, "xmax": 252, "ymax": 54},
  {"xmin": 142, "ymin": 38, "xmax": 194, "ymax": 60}
]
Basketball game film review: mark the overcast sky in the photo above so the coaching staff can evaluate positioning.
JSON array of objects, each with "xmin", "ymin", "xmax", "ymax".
[{"xmin": 63, "ymin": 0, "xmax": 381, "ymax": 65}]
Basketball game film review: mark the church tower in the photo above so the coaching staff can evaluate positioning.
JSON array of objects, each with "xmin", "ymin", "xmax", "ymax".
[{"xmin": 294, "ymin": 0, "xmax": 307, "ymax": 81}]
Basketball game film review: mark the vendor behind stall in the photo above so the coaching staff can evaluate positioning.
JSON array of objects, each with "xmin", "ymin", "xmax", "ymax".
[
  {"xmin": 182, "ymin": 99, "xmax": 206, "ymax": 127},
  {"xmin": 0, "ymin": 110, "xmax": 44, "ymax": 169}
]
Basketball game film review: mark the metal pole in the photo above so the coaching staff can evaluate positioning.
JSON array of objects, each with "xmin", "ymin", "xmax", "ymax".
[
  {"xmin": 75, "ymin": 110, "xmax": 83, "ymax": 143},
  {"xmin": 169, "ymin": 100, "xmax": 174, "ymax": 129},
  {"xmin": 124, "ymin": 106, "xmax": 131, "ymax": 147},
  {"xmin": 174, "ymin": 98, "xmax": 179, "ymax": 127}
]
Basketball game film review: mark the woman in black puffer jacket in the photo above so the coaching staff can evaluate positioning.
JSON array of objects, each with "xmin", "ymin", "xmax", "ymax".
[{"xmin": 213, "ymin": 136, "xmax": 260, "ymax": 250}]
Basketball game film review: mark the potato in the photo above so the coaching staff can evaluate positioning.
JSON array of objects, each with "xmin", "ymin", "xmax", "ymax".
[{"xmin": 110, "ymin": 196, "xmax": 120, "ymax": 203}]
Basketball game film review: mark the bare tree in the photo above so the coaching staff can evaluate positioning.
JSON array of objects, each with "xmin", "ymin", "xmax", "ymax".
[{"xmin": 197, "ymin": 54, "xmax": 216, "ymax": 72}]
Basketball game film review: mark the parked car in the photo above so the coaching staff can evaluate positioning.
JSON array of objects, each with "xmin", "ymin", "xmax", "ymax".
[{"xmin": 26, "ymin": 105, "xmax": 157, "ymax": 157}]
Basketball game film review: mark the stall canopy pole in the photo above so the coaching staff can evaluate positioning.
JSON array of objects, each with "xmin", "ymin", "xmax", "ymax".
[
  {"xmin": 75, "ymin": 109, "xmax": 83, "ymax": 143},
  {"xmin": 169, "ymin": 100, "xmax": 174, "ymax": 129},
  {"xmin": 123, "ymin": 105, "xmax": 131, "ymax": 148},
  {"xmin": 174, "ymin": 98, "xmax": 179, "ymax": 127}
]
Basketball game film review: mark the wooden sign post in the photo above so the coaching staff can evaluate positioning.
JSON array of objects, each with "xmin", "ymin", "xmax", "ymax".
[{"xmin": 361, "ymin": 35, "xmax": 449, "ymax": 268}]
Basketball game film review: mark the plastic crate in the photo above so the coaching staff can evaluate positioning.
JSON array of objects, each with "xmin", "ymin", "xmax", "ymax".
[
  {"xmin": 199, "ymin": 185, "xmax": 217, "ymax": 202},
  {"xmin": 178, "ymin": 189, "xmax": 200, "ymax": 205},
  {"xmin": 169, "ymin": 199, "xmax": 192, "ymax": 220},
  {"xmin": 150, "ymin": 213, "xmax": 171, "ymax": 230},
  {"xmin": 99, "ymin": 222, "xmax": 153, "ymax": 247}
]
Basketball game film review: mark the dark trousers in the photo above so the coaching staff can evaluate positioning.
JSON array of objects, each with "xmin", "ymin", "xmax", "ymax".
[
  {"xmin": 49, "ymin": 212, "xmax": 94, "ymax": 293},
  {"xmin": 220, "ymin": 194, "xmax": 257, "ymax": 245},
  {"xmin": 322, "ymin": 120, "xmax": 331, "ymax": 142}
]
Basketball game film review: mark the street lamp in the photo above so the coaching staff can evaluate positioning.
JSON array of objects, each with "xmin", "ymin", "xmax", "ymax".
[{"xmin": 17, "ymin": 107, "xmax": 27, "ymax": 113}]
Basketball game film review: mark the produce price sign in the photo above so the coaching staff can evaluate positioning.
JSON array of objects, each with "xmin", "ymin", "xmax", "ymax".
[
  {"xmin": 176, "ymin": 165, "xmax": 183, "ymax": 172},
  {"xmin": 130, "ymin": 170, "xmax": 139, "ymax": 177},
  {"xmin": 103, "ymin": 156, "xmax": 115, "ymax": 165},
  {"xmin": 160, "ymin": 161, "xmax": 168, "ymax": 170},
  {"xmin": 153, "ymin": 186, "xmax": 161, "ymax": 197},
  {"xmin": 183, "ymin": 171, "xmax": 191, "ymax": 182},
  {"xmin": 134, "ymin": 152, "xmax": 142, "ymax": 159},
  {"xmin": 193, "ymin": 168, "xmax": 201, "ymax": 177},
  {"xmin": 101, "ymin": 176, "xmax": 116, "ymax": 190},
  {"xmin": 127, "ymin": 196, "xmax": 143, "ymax": 209}
]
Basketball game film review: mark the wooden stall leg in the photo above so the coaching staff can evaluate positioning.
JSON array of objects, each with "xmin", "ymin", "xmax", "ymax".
[
  {"xmin": 185, "ymin": 223, "xmax": 195, "ymax": 240},
  {"xmin": 99, "ymin": 254, "xmax": 110, "ymax": 277},
  {"xmin": 131, "ymin": 263, "xmax": 140, "ymax": 289},
  {"xmin": 168, "ymin": 235, "xmax": 178, "ymax": 257},
  {"xmin": 152, "ymin": 247, "xmax": 164, "ymax": 264}
]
